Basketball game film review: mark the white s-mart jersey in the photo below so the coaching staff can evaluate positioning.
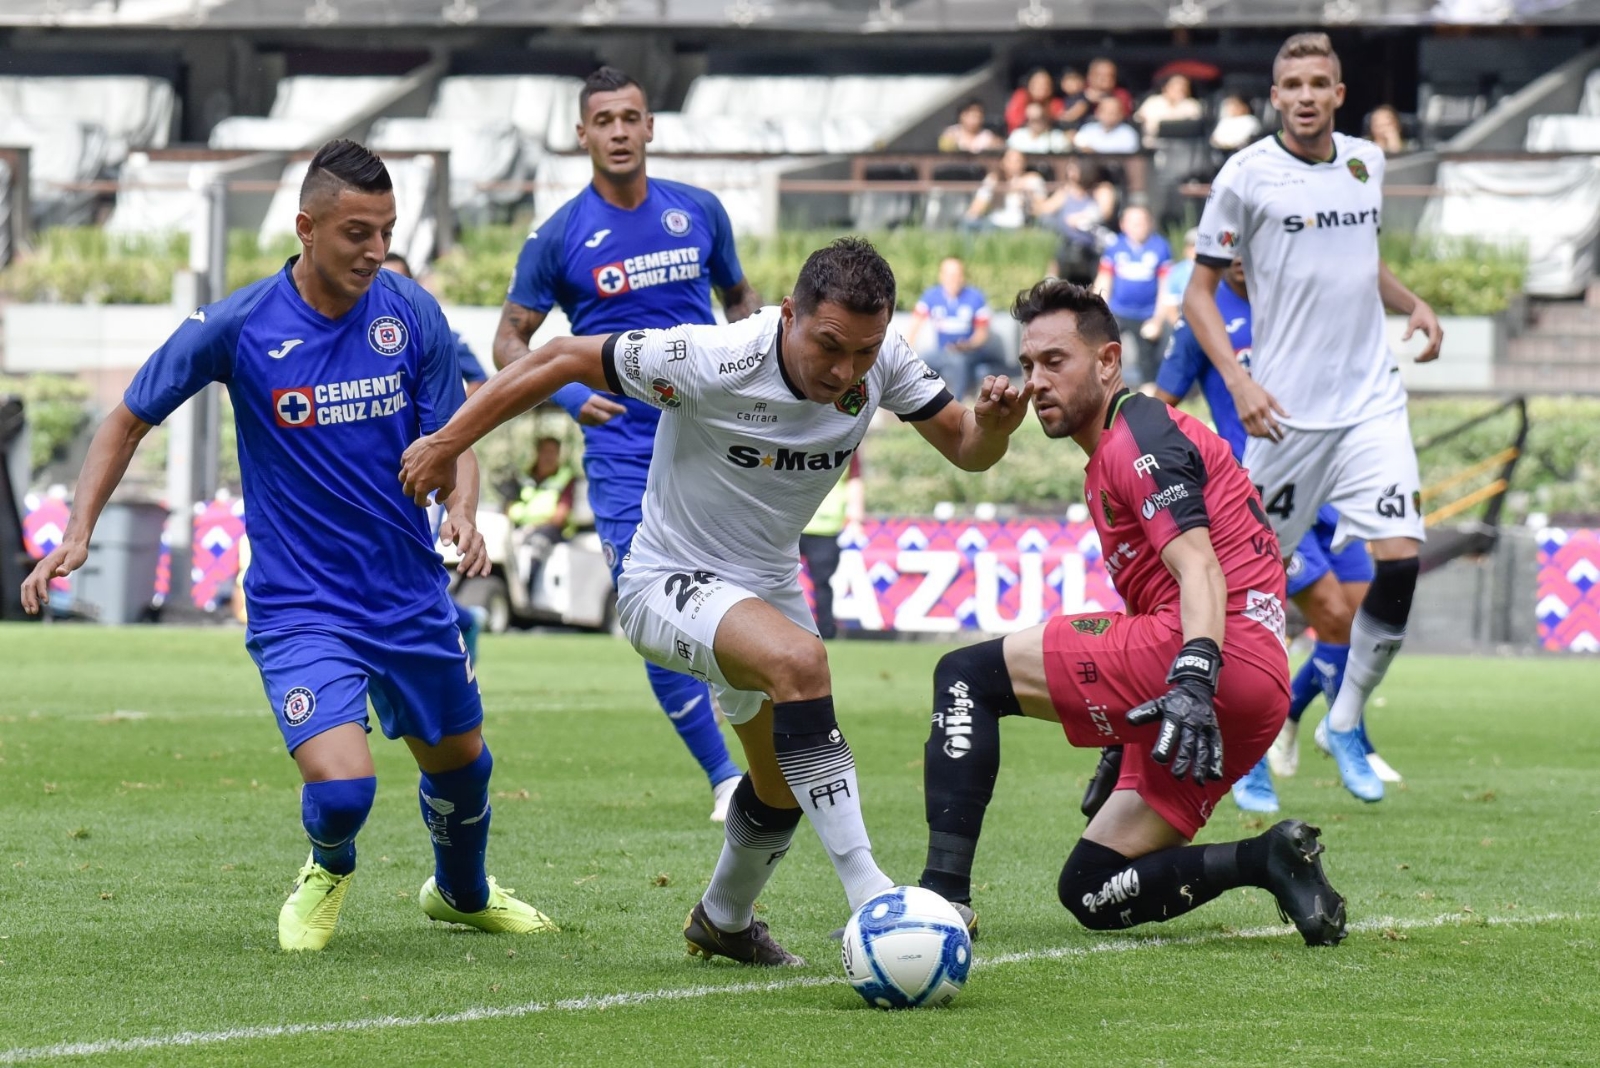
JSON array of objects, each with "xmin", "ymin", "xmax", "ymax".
[
  {"xmin": 600, "ymin": 306, "xmax": 952, "ymax": 587},
  {"xmin": 1195, "ymin": 133, "xmax": 1405, "ymax": 430}
]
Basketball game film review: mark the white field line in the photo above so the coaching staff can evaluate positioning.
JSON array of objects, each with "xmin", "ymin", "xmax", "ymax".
[{"xmin": 0, "ymin": 910, "xmax": 1577, "ymax": 1064}]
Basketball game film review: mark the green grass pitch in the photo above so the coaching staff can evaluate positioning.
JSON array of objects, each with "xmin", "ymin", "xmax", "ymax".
[{"xmin": 1, "ymin": 625, "xmax": 1597, "ymax": 1066}]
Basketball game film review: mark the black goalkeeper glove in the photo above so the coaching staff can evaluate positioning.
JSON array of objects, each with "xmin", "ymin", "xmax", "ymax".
[
  {"xmin": 1080, "ymin": 746, "xmax": 1123, "ymax": 820},
  {"xmin": 1126, "ymin": 638, "xmax": 1224, "ymax": 785}
]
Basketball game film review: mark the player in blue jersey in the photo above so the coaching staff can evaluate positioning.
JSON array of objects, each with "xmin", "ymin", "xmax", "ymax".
[
  {"xmin": 1151, "ymin": 257, "xmax": 1400, "ymax": 814},
  {"xmin": 21, "ymin": 140, "xmax": 557, "ymax": 950},
  {"xmin": 492, "ymin": 66, "xmax": 761, "ymax": 823}
]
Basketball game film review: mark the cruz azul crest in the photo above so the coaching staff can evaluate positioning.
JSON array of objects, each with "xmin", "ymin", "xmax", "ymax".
[{"xmin": 834, "ymin": 379, "xmax": 869, "ymax": 417}]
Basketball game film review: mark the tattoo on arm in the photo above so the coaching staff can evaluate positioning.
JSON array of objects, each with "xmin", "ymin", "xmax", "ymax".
[
  {"xmin": 493, "ymin": 302, "xmax": 545, "ymax": 370},
  {"xmin": 719, "ymin": 280, "xmax": 763, "ymax": 323}
]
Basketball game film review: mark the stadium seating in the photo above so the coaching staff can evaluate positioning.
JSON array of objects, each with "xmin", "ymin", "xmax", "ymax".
[
  {"xmin": 207, "ymin": 75, "xmax": 404, "ymax": 150},
  {"xmin": 0, "ymin": 75, "xmax": 174, "ymax": 225},
  {"xmin": 648, "ymin": 74, "xmax": 964, "ymax": 155}
]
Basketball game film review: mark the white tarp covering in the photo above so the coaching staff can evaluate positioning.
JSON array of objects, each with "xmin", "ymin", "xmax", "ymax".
[
  {"xmin": 672, "ymin": 74, "xmax": 961, "ymax": 154},
  {"xmin": 1421, "ymin": 158, "xmax": 1600, "ymax": 297},
  {"xmin": 531, "ymin": 154, "xmax": 788, "ymax": 237},
  {"xmin": 208, "ymin": 76, "xmax": 403, "ymax": 150},
  {"xmin": 103, "ymin": 154, "xmax": 225, "ymax": 236},
  {"xmin": 0, "ymin": 76, "xmax": 173, "ymax": 223},
  {"xmin": 369, "ymin": 116, "xmax": 524, "ymax": 219},
  {"xmin": 1580, "ymin": 69, "xmax": 1600, "ymax": 115},
  {"xmin": 0, "ymin": 76, "xmax": 173, "ymax": 157},
  {"xmin": 1525, "ymin": 114, "xmax": 1600, "ymax": 150}
]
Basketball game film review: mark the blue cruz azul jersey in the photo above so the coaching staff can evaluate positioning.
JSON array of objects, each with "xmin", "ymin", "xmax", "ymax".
[
  {"xmin": 1156, "ymin": 281, "xmax": 1253, "ymax": 459},
  {"xmin": 507, "ymin": 179, "xmax": 744, "ymax": 521},
  {"xmin": 124, "ymin": 260, "xmax": 466, "ymax": 631}
]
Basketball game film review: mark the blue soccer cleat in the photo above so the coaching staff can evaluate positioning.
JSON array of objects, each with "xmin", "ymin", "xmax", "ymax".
[
  {"xmin": 1231, "ymin": 757, "xmax": 1279, "ymax": 814},
  {"xmin": 1321, "ymin": 723, "xmax": 1384, "ymax": 802}
]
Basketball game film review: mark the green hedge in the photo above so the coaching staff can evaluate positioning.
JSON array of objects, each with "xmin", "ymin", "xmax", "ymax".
[{"xmin": 3, "ymin": 226, "xmax": 1525, "ymax": 318}]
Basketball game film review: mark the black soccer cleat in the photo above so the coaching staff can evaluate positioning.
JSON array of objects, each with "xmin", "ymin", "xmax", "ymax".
[
  {"xmin": 684, "ymin": 901, "xmax": 805, "ymax": 966},
  {"xmin": 1261, "ymin": 820, "xmax": 1348, "ymax": 947},
  {"xmin": 1081, "ymin": 746, "xmax": 1124, "ymax": 820}
]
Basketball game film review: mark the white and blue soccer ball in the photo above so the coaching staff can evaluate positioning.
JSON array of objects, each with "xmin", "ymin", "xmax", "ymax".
[{"xmin": 840, "ymin": 885, "xmax": 972, "ymax": 1009}]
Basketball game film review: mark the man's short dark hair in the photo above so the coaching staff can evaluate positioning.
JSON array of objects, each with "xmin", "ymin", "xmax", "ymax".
[
  {"xmin": 300, "ymin": 139, "xmax": 391, "ymax": 206},
  {"xmin": 960, "ymin": 98, "xmax": 985, "ymax": 113},
  {"xmin": 1010, "ymin": 279, "xmax": 1120, "ymax": 346},
  {"xmin": 791, "ymin": 237, "xmax": 897, "ymax": 319},
  {"xmin": 382, "ymin": 251, "xmax": 411, "ymax": 275},
  {"xmin": 581, "ymin": 66, "xmax": 646, "ymax": 118}
]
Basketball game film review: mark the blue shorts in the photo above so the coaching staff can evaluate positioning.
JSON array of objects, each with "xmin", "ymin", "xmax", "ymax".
[
  {"xmin": 1286, "ymin": 505, "xmax": 1375, "ymax": 598},
  {"xmin": 585, "ymin": 454, "xmax": 648, "ymax": 587},
  {"xmin": 597, "ymin": 515, "xmax": 642, "ymax": 587},
  {"xmin": 246, "ymin": 596, "xmax": 483, "ymax": 753}
]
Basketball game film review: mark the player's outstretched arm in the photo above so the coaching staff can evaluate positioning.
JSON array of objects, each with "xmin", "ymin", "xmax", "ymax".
[
  {"xmin": 19, "ymin": 404, "xmax": 154, "ymax": 614},
  {"xmin": 400, "ymin": 335, "xmax": 610, "ymax": 506},
  {"xmin": 1378, "ymin": 261, "xmax": 1444, "ymax": 363},
  {"xmin": 910, "ymin": 374, "xmax": 1034, "ymax": 472},
  {"xmin": 1125, "ymin": 527, "xmax": 1228, "ymax": 784},
  {"xmin": 1182, "ymin": 262, "xmax": 1287, "ymax": 441}
]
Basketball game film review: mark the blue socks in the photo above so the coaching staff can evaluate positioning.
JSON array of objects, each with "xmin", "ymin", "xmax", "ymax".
[
  {"xmin": 418, "ymin": 746, "xmax": 494, "ymax": 914},
  {"xmin": 301, "ymin": 777, "xmax": 376, "ymax": 876},
  {"xmin": 1288, "ymin": 641, "xmax": 1350, "ymax": 723},
  {"xmin": 645, "ymin": 661, "xmax": 741, "ymax": 787}
]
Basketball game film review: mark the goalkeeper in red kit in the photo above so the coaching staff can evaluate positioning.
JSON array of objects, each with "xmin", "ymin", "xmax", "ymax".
[{"xmin": 918, "ymin": 279, "xmax": 1347, "ymax": 947}]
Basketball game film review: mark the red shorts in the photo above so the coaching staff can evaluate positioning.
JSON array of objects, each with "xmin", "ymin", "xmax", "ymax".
[{"xmin": 1042, "ymin": 603, "xmax": 1290, "ymax": 839}]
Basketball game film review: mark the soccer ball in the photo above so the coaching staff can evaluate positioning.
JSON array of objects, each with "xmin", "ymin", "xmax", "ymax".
[{"xmin": 840, "ymin": 885, "xmax": 972, "ymax": 1009}]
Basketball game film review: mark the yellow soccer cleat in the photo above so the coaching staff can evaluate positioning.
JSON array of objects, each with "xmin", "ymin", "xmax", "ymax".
[
  {"xmin": 419, "ymin": 876, "xmax": 559, "ymax": 934},
  {"xmin": 278, "ymin": 853, "xmax": 354, "ymax": 952}
]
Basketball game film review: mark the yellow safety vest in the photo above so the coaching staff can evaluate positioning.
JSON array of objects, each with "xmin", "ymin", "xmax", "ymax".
[
  {"xmin": 804, "ymin": 471, "xmax": 851, "ymax": 537},
  {"xmin": 508, "ymin": 465, "xmax": 576, "ymax": 535}
]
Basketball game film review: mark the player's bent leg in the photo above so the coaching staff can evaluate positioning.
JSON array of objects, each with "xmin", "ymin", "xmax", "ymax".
[
  {"xmin": 1061, "ymin": 791, "xmax": 1346, "ymax": 946},
  {"xmin": 1322, "ymin": 540, "xmax": 1418, "ymax": 802},
  {"xmin": 918, "ymin": 637, "xmax": 1022, "ymax": 924},
  {"xmin": 407, "ymin": 729, "xmax": 557, "ymax": 935},
  {"xmin": 1277, "ymin": 570, "xmax": 1352, "ymax": 776},
  {"xmin": 687, "ymin": 709, "xmax": 806, "ymax": 967},
  {"xmin": 280, "ymin": 723, "xmax": 375, "ymax": 951},
  {"xmin": 713, "ymin": 597, "xmax": 893, "ymax": 912}
]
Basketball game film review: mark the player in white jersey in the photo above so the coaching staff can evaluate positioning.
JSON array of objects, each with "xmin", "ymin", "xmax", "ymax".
[
  {"xmin": 1183, "ymin": 32, "xmax": 1443, "ymax": 804},
  {"xmin": 400, "ymin": 238, "xmax": 1033, "ymax": 963}
]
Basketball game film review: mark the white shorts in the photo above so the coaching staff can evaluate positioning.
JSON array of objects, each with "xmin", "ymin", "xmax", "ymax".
[
  {"xmin": 615, "ymin": 559, "xmax": 818, "ymax": 726},
  {"xmin": 1242, "ymin": 404, "xmax": 1427, "ymax": 552}
]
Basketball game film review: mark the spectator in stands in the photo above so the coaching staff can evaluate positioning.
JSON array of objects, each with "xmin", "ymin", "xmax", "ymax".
[
  {"xmin": 1366, "ymin": 105, "xmax": 1410, "ymax": 155},
  {"xmin": 1036, "ymin": 158, "xmax": 1108, "ymax": 284},
  {"xmin": 1074, "ymin": 96, "xmax": 1141, "ymax": 154},
  {"xmin": 939, "ymin": 99, "xmax": 1005, "ymax": 154},
  {"xmin": 906, "ymin": 257, "xmax": 1010, "ymax": 400},
  {"xmin": 963, "ymin": 149, "xmax": 1046, "ymax": 230},
  {"xmin": 1083, "ymin": 58, "xmax": 1135, "ymax": 116},
  {"xmin": 1095, "ymin": 205, "xmax": 1172, "ymax": 386},
  {"xmin": 1157, "ymin": 228, "xmax": 1199, "ymax": 331},
  {"xmin": 1134, "ymin": 74, "xmax": 1205, "ymax": 146},
  {"xmin": 1211, "ymin": 94, "xmax": 1263, "ymax": 151},
  {"xmin": 1005, "ymin": 68, "xmax": 1063, "ymax": 132},
  {"xmin": 1007, "ymin": 101, "xmax": 1071, "ymax": 153},
  {"xmin": 1057, "ymin": 68, "xmax": 1092, "ymax": 129}
]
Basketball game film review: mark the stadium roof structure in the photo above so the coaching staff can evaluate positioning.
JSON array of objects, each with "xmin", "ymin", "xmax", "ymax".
[{"xmin": 4, "ymin": 0, "xmax": 1600, "ymax": 30}]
